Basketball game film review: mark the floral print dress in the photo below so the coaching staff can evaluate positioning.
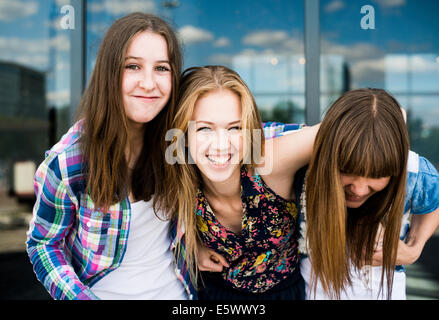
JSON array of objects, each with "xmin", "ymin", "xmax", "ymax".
[{"xmin": 196, "ymin": 166, "xmax": 299, "ymax": 293}]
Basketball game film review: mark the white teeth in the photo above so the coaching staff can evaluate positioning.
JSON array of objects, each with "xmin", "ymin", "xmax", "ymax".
[{"xmin": 207, "ymin": 155, "xmax": 231, "ymax": 165}]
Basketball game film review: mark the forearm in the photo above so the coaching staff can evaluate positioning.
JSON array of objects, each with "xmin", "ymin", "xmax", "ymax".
[
  {"xmin": 406, "ymin": 208, "xmax": 439, "ymax": 250},
  {"xmin": 372, "ymin": 208, "xmax": 439, "ymax": 266},
  {"xmin": 27, "ymin": 238, "xmax": 99, "ymax": 300}
]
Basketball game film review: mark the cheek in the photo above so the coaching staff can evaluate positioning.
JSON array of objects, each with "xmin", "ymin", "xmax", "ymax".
[
  {"xmin": 122, "ymin": 73, "xmax": 135, "ymax": 95},
  {"xmin": 188, "ymin": 134, "xmax": 206, "ymax": 161},
  {"xmin": 374, "ymin": 181, "xmax": 390, "ymax": 192},
  {"xmin": 230, "ymin": 134, "xmax": 242, "ymax": 150},
  {"xmin": 159, "ymin": 75, "xmax": 172, "ymax": 97}
]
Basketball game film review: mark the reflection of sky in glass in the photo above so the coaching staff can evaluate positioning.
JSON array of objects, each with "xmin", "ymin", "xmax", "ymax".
[
  {"xmin": 1, "ymin": 0, "xmax": 438, "ymax": 126},
  {"xmin": 386, "ymin": 54, "xmax": 439, "ymax": 93},
  {"xmin": 321, "ymin": 0, "xmax": 439, "ymax": 128},
  {"xmin": 0, "ymin": 0, "xmax": 71, "ymax": 108},
  {"xmin": 233, "ymin": 54, "xmax": 305, "ymax": 94}
]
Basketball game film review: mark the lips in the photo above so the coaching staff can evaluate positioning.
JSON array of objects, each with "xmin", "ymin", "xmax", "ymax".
[
  {"xmin": 133, "ymin": 95, "xmax": 160, "ymax": 101},
  {"xmin": 206, "ymin": 154, "xmax": 231, "ymax": 165}
]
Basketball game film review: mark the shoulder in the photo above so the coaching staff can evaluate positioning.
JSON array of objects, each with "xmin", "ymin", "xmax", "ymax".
[
  {"xmin": 406, "ymin": 151, "xmax": 439, "ymax": 215},
  {"xmin": 48, "ymin": 120, "xmax": 83, "ymax": 157},
  {"xmin": 37, "ymin": 120, "xmax": 86, "ymax": 197},
  {"xmin": 407, "ymin": 150, "xmax": 439, "ymax": 177}
]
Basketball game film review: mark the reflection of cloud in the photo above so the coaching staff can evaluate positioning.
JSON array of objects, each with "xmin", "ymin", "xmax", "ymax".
[
  {"xmin": 208, "ymin": 53, "xmax": 232, "ymax": 65},
  {"xmin": 55, "ymin": 0, "xmax": 71, "ymax": 5},
  {"xmin": 0, "ymin": 35, "xmax": 70, "ymax": 70},
  {"xmin": 322, "ymin": 40, "xmax": 385, "ymax": 87},
  {"xmin": 408, "ymin": 55, "xmax": 439, "ymax": 72},
  {"xmin": 373, "ymin": 0, "xmax": 406, "ymax": 8},
  {"xmin": 243, "ymin": 30, "xmax": 288, "ymax": 47},
  {"xmin": 322, "ymin": 41, "xmax": 382, "ymax": 60},
  {"xmin": 213, "ymin": 37, "xmax": 231, "ymax": 48},
  {"xmin": 351, "ymin": 58, "xmax": 385, "ymax": 85},
  {"xmin": 178, "ymin": 25, "xmax": 214, "ymax": 45},
  {"xmin": 88, "ymin": 22, "xmax": 109, "ymax": 35},
  {"xmin": 242, "ymin": 30, "xmax": 303, "ymax": 53},
  {"xmin": 325, "ymin": 0, "xmax": 345, "ymax": 13},
  {"xmin": 0, "ymin": 0, "xmax": 38, "ymax": 22},
  {"xmin": 88, "ymin": 0, "xmax": 156, "ymax": 15},
  {"xmin": 385, "ymin": 54, "xmax": 439, "ymax": 73},
  {"xmin": 47, "ymin": 89, "xmax": 70, "ymax": 107}
]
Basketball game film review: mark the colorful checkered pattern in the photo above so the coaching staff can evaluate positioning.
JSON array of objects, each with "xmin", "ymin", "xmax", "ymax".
[{"xmin": 26, "ymin": 121, "xmax": 197, "ymax": 300}]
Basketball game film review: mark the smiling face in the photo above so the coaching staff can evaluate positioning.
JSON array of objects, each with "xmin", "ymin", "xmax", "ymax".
[
  {"xmin": 188, "ymin": 88, "xmax": 243, "ymax": 184},
  {"xmin": 340, "ymin": 174, "xmax": 391, "ymax": 208},
  {"xmin": 122, "ymin": 30, "xmax": 172, "ymax": 130}
]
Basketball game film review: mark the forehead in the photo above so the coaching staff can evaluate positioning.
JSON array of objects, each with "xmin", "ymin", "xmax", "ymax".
[
  {"xmin": 126, "ymin": 30, "xmax": 169, "ymax": 60},
  {"xmin": 192, "ymin": 89, "xmax": 241, "ymax": 122}
]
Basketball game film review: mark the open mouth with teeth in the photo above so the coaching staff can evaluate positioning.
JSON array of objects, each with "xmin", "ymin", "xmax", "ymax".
[{"xmin": 206, "ymin": 154, "xmax": 232, "ymax": 165}]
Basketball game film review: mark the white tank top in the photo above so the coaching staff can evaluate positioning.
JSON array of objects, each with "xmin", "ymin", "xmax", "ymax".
[{"xmin": 91, "ymin": 199, "xmax": 186, "ymax": 300}]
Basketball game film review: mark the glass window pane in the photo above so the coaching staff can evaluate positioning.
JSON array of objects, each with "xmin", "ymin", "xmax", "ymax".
[
  {"xmin": 320, "ymin": 0, "xmax": 439, "ymax": 168},
  {"xmin": 0, "ymin": 0, "xmax": 72, "ymax": 204},
  {"xmin": 86, "ymin": 0, "xmax": 304, "ymax": 124}
]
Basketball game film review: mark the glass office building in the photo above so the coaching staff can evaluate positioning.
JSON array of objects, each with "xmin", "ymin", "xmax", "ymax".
[
  {"xmin": 1, "ymin": 1, "xmax": 439, "ymax": 199},
  {"xmin": 0, "ymin": 0, "xmax": 439, "ymax": 300}
]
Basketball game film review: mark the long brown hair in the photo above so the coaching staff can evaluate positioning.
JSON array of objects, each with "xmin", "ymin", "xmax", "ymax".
[
  {"xmin": 76, "ymin": 13, "xmax": 182, "ymax": 211},
  {"xmin": 164, "ymin": 65, "xmax": 264, "ymax": 286},
  {"xmin": 305, "ymin": 88, "xmax": 409, "ymax": 299}
]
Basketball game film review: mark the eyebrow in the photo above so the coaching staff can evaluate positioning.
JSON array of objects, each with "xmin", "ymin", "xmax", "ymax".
[
  {"xmin": 125, "ymin": 56, "xmax": 170, "ymax": 64},
  {"xmin": 196, "ymin": 120, "xmax": 241, "ymax": 125}
]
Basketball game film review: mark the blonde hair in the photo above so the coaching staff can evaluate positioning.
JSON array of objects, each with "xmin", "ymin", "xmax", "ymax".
[
  {"xmin": 164, "ymin": 65, "xmax": 264, "ymax": 286},
  {"xmin": 305, "ymin": 88, "xmax": 409, "ymax": 299}
]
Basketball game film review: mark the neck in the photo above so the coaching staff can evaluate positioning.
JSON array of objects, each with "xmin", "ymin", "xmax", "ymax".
[
  {"xmin": 201, "ymin": 168, "xmax": 241, "ymax": 201},
  {"xmin": 126, "ymin": 121, "xmax": 146, "ymax": 169}
]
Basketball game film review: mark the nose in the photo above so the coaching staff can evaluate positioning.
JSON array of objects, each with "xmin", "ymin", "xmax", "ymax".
[
  {"xmin": 348, "ymin": 178, "xmax": 370, "ymax": 197},
  {"xmin": 139, "ymin": 70, "xmax": 155, "ymax": 91},
  {"xmin": 209, "ymin": 129, "xmax": 230, "ymax": 153}
]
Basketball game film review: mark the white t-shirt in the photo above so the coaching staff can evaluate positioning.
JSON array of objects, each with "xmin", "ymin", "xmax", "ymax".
[
  {"xmin": 300, "ymin": 256, "xmax": 406, "ymax": 300},
  {"xmin": 91, "ymin": 199, "xmax": 186, "ymax": 300}
]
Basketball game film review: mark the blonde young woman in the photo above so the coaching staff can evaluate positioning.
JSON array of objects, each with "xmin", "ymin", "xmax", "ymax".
[
  {"xmin": 297, "ymin": 89, "xmax": 439, "ymax": 299},
  {"xmin": 164, "ymin": 65, "xmax": 319, "ymax": 299},
  {"xmin": 26, "ymin": 13, "xmax": 195, "ymax": 300}
]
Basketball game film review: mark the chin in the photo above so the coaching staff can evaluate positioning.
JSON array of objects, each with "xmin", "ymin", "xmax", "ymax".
[
  {"xmin": 346, "ymin": 201, "xmax": 366, "ymax": 209},
  {"xmin": 199, "ymin": 165, "xmax": 239, "ymax": 184}
]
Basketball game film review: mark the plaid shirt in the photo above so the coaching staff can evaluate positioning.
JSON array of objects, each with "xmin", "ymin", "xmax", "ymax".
[
  {"xmin": 26, "ymin": 120, "xmax": 300, "ymax": 300},
  {"xmin": 26, "ymin": 121, "xmax": 196, "ymax": 300}
]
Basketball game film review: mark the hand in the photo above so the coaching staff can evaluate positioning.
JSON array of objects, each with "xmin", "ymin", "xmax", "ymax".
[
  {"xmin": 371, "ymin": 239, "xmax": 423, "ymax": 266},
  {"xmin": 197, "ymin": 243, "xmax": 229, "ymax": 272}
]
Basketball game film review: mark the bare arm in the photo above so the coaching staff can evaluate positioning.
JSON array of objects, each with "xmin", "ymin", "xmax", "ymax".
[
  {"xmin": 372, "ymin": 207, "xmax": 439, "ymax": 266},
  {"xmin": 257, "ymin": 123, "xmax": 320, "ymax": 185}
]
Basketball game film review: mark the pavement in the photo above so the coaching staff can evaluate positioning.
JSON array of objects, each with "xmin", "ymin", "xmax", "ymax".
[{"xmin": 0, "ymin": 196, "xmax": 438, "ymax": 300}]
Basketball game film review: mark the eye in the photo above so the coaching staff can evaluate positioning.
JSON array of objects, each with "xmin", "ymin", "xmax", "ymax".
[
  {"xmin": 125, "ymin": 64, "xmax": 140, "ymax": 71},
  {"xmin": 197, "ymin": 126, "xmax": 211, "ymax": 132},
  {"xmin": 228, "ymin": 126, "xmax": 241, "ymax": 131},
  {"xmin": 156, "ymin": 65, "xmax": 171, "ymax": 72}
]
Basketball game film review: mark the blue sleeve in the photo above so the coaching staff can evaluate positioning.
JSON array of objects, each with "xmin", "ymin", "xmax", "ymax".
[{"xmin": 410, "ymin": 156, "xmax": 439, "ymax": 215}]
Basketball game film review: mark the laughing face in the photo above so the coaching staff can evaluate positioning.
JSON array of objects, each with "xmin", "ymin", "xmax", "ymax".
[
  {"xmin": 340, "ymin": 174, "xmax": 391, "ymax": 208},
  {"xmin": 188, "ymin": 88, "xmax": 243, "ymax": 184}
]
